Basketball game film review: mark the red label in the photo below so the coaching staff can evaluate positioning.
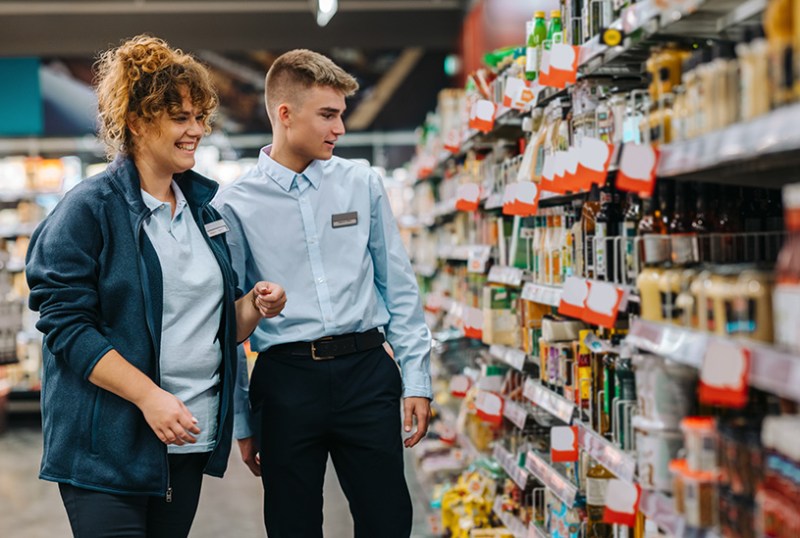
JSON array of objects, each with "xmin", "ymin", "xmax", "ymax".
[
  {"xmin": 699, "ymin": 339, "xmax": 751, "ymax": 409},
  {"xmin": 617, "ymin": 143, "xmax": 660, "ymax": 197},
  {"xmin": 551, "ymin": 425, "xmax": 580, "ymax": 462},
  {"xmin": 603, "ymin": 480, "xmax": 642, "ymax": 527}
]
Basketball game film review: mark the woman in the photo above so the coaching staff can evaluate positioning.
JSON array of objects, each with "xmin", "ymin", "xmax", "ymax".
[{"xmin": 25, "ymin": 35, "xmax": 285, "ymax": 537}]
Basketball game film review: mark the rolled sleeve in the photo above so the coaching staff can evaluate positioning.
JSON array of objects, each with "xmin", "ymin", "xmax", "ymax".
[{"xmin": 367, "ymin": 173, "xmax": 432, "ymax": 400}]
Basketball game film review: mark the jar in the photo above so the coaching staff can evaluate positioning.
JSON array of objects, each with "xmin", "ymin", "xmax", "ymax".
[
  {"xmin": 632, "ymin": 414, "xmax": 684, "ymax": 491},
  {"xmin": 681, "ymin": 416, "xmax": 718, "ymax": 472},
  {"xmin": 682, "ymin": 467, "xmax": 719, "ymax": 529},
  {"xmin": 707, "ymin": 270, "xmax": 738, "ymax": 336},
  {"xmin": 726, "ymin": 269, "xmax": 773, "ymax": 342},
  {"xmin": 637, "ymin": 267, "xmax": 666, "ymax": 322},
  {"xmin": 690, "ymin": 269, "xmax": 714, "ymax": 330},
  {"xmin": 633, "ymin": 353, "xmax": 697, "ymax": 428},
  {"xmin": 658, "ymin": 267, "xmax": 683, "ymax": 324}
]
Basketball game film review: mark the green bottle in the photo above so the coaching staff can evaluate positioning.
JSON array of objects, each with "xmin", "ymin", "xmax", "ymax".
[
  {"xmin": 525, "ymin": 11, "xmax": 548, "ymax": 80},
  {"xmin": 545, "ymin": 10, "xmax": 564, "ymax": 51}
]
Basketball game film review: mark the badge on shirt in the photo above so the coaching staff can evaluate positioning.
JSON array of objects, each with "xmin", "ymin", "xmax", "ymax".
[
  {"xmin": 331, "ymin": 212, "xmax": 358, "ymax": 228},
  {"xmin": 204, "ymin": 219, "xmax": 230, "ymax": 237}
]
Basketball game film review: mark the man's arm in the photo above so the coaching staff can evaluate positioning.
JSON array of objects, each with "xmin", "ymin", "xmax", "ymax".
[{"xmin": 366, "ymin": 171, "xmax": 432, "ymax": 447}]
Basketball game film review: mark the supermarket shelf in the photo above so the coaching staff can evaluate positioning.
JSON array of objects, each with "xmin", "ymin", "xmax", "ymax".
[
  {"xmin": 489, "ymin": 344, "xmax": 529, "ymax": 372},
  {"xmin": 492, "ymin": 496, "xmax": 528, "ymax": 538},
  {"xmin": 523, "ymin": 378, "xmax": 576, "ymax": 425},
  {"xmin": 503, "ymin": 399, "xmax": 530, "ymax": 430},
  {"xmin": 627, "ymin": 319, "xmax": 800, "ymax": 404},
  {"xmin": 575, "ymin": 422, "xmax": 636, "ymax": 483},
  {"xmin": 524, "ymin": 450, "xmax": 579, "ymax": 507},
  {"xmin": 658, "ymin": 102, "xmax": 800, "ymax": 186},
  {"xmin": 639, "ymin": 490, "xmax": 684, "ymax": 537},
  {"xmin": 521, "ymin": 283, "xmax": 563, "ymax": 307},
  {"xmin": 493, "ymin": 444, "xmax": 530, "ymax": 490}
]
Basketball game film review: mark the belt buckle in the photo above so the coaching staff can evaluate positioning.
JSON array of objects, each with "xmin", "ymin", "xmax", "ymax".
[{"xmin": 311, "ymin": 336, "xmax": 335, "ymax": 361}]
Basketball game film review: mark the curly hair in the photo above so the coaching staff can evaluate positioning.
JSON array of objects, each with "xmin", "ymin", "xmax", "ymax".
[
  {"xmin": 94, "ymin": 34, "xmax": 218, "ymax": 159},
  {"xmin": 265, "ymin": 49, "xmax": 359, "ymax": 121}
]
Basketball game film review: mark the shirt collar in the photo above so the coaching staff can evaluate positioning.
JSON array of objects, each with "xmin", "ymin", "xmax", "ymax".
[
  {"xmin": 258, "ymin": 145, "xmax": 323, "ymax": 192},
  {"xmin": 140, "ymin": 180, "xmax": 188, "ymax": 214}
]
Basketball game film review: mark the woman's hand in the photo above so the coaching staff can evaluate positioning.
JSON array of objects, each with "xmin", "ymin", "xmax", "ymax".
[
  {"xmin": 251, "ymin": 281, "xmax": 286, "ymax": 319},
  {"xmin": 136, "ymin": 386, "xmax": 200, "ymax": 446}
]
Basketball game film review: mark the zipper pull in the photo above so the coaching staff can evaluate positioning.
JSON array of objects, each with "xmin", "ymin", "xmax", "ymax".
[{"xmin": 166, "ymin": 487, "xmax": 173, "ymax": 503}]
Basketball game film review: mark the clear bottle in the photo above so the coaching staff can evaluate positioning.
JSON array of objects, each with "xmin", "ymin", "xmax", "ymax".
[
  {"xmin": 669, "ymin": 182, "xmax": 697, "ymax": 266},
  {"xmin": 623, "ymin": 193, "xmax": 642, "ymax": 282},
  {"xmin": 596, "ymin": 179, "xmax": 623, "ymax": 281},
  {"xmin": 583, "ymin": 185, "xmax": 601, "ymax": 279}
]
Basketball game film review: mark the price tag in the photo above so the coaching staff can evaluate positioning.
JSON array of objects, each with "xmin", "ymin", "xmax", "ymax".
[
  {"xmin": 488, "ymin": 266, "xmax": 524, "ymax": 287},
  {"xmin": 699, "ymin": 338, "xmax": 751, "ymax": 408},
  {"xmin": 506, "ymin": 348, "xmax": 527, "ymax": 371},
  {"xmin": 523, "ymin": 379, "xmax": 576, "ymax": 424},
  {"xmin": 616, "ymin": 143, "xmax": 660, "ymax": 197},
  {"xmin": 539, "ymin": 44, "xmax": 580, "ymax": 88},
  {"xmin": 562, "ymin": 146, "xmax": 580, "ymax": 192},
  {"xmin": 475, "ymin": 390, "xmax": 504, "ymax": 424},
  {"xmin": 502, "ymin": 181, "xmax": 541, "ymax": 216},
  {"xmin": 582, "ymin": 280, "xmax": 626, "ymax": 328},
  {"xmin": 450, "ymin": 374, "xmax": 472, "ymax": 398},
  {"xmin": 444, "ymin": 129, "xmax": 461, "ymax": 154},
  {"xmin": 463, "ymin": 306, "xmax": 484, "ymax": 339},
  {"xmin": 576, "ymin": 137, "xmax": 614, "ymax": 189},
  {"xmin": 469, "ymin": 99, "xmax": 497, "ymax": 133},
  {"xmin": 551, "ymin": 425, "xmax": 579, "ymax": 462},
  {"xmin": 455, "ymin": 183, "xmax": 481, "ymax": 212},
  {"xmin": 558, "ymin": 276, "xmax": 589, "ymax": 319},
  {"xmin": 468, "ymin": 245, "xmax": 492, "ymax": 274},
  {"xmin": 503, "ymin": 399, "xmax": 529, "ymax": 429},
  {"xmin": 424, "ymin": 291, "xmax": 444, "ymax": 312},
  {"xmin": 551, "ymin": 151, "xmax": 569, "ymax": 194},
  {"xmin": 603, "ymin": 479, "xmax": 642, "ymax": 527}
]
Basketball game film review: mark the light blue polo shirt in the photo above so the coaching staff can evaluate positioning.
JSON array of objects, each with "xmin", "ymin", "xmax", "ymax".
[{"xmin": 141, "ymin": 182, "xmax": 224, "ymax": 454}]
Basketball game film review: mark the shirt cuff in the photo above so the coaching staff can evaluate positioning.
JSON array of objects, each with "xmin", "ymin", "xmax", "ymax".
[
  {"xmin": 233, "ymin": 409, "xmax": 254, "ymax": 440},
  {"xmin": 402, "ymin": 384, "xmax": 433, "ymax": 400}
]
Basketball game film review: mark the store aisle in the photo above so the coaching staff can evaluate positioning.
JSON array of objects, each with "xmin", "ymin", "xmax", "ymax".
[{"xmin": 0, "ymin": 422, "xmax": 432, "ymax": 537}]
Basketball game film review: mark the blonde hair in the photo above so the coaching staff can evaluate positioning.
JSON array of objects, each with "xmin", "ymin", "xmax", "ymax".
[
  {"xmin": 94, "ymin": 34, "xmax": 218, "ymax": 159},
  {"xmin": 265, "ymin": 49, "xmax": 359, "ymax": 120}
]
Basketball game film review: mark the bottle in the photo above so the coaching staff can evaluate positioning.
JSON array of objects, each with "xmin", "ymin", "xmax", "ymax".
[
  {"xmin": 716, "ymin": 187, "xmax": 743, "ymax": 264},
  {"xmin": 773, "ymin": 183, "xmax": 800, "ymax": 352},
  {"xmin": 669, "ymin": 182, "xmax": 697, "ymax": 266},
  {"xmin": 563, "ymin": 213, "xmax": 575, "ymax": 279},
  {"xmin": 583, "ymin": 185, "xmax": 601, "ymax": 279},
  {"xmin": 637, "ymin": 181, "xmax": 670, "ymax": 268},
  {"xmin": 691, "ymin": 183, "xmax": 715, "ymax": 263},
  {"xmin": 550, "ymin": 213, "xmax": 564, "ymax": 285},
  {"xmin": 526, "ymin": 12, "xmax": 548, "ymax": 81},
  {"xmin": 586, "ymin": 462, "xmax": 615, "ymax": 538},
  {"xmin": 576, "ymin": 330, "xmax": 593, "ymax": 409},
  {"xmin": 595, "ymin": 180, "xmax": 622, "ymax": 281},
  {"xmin": 623, "ymin": 193, "xmax": 642, "ymax": 282},
  {"xmin": 546, "ymin": 10, "xmax": 564, "ymax": 51}
]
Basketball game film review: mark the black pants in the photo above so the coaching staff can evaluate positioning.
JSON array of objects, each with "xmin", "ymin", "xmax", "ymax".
[
  {"xmin": 58, "ymin": 452, "xmax": 209, "ymax": 538},
  {"xmin": 250, "ymin": 345, "xmax": 412, "ymax": 538}
]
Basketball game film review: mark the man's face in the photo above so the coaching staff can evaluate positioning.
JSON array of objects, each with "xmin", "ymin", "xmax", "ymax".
[{"xmin": 285, "ymin": 85, "xmax": 346, "ymax": 162}]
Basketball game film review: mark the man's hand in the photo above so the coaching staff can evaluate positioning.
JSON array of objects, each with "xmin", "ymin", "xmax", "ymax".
[
  {"xmin": 237, "ymin": 436, "xmax": 261, "ymax": 477},
  {"xmin": 253, "ymin": 282, "xmax": 287, "ymax": 319},
  {"xmin": 403, "ymin": 397, "xmax": 431, "ymax": 448},
  {"xmin": 136, "ymin": 387, "xmax": 200, "ymax": 446}
]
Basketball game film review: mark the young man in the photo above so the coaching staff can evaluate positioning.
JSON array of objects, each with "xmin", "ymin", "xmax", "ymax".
[{"xmin": 213, "ymin": 49, "xmax": 432, "ymax": 538}]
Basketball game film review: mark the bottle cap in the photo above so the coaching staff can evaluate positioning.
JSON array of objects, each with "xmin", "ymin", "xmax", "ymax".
[
  {"xmin": 535, "ymin": 11, "xmax": 546, "ymax": 17},
  {"xmin": 551, "ymin": 10, "xmax": 561, "ymax": 18}
]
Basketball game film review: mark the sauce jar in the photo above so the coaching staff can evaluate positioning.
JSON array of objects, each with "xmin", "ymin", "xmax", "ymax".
[{"xmin": 681, "ymin": 416, "xmax": 718, "ymax": 472}]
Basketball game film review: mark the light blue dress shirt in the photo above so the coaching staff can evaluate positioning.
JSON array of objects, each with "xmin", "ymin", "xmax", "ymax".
[
  {"xmin": 141, "ymin": 183, "xmax": 224, "ymax": 453},
  {"xmin": 214, "ymin": 146, "xmax": 432, "ymax": 439}
]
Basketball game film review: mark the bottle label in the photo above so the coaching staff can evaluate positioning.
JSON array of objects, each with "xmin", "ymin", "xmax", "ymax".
[
  {"xmin": 660, "ymin": 291, "xmax": 683, "ymax": 320},
  {"xmin": 623, "ymin": 222, "xmax": 637, "ymax": 277},
  {"xmin": 642, "ymin": 234, "xmax": 669, "ymax": 264},
  {"xmin": 526, "ymin": 47, "xmax": 539, "ymax": 73},
  {"xmin": 586, "ymin": 476, "xmax": 610, "ymax": 506},
  {"xmin": 724, "ymin": 297, "xmax": 757, "ymax": 335},
  {"xmin": 670, "ymin": 233, "xmax": 698, "ymax": 265},
  {"xmin": 595, "ymin": 223, "xmax": 607, "ymax": 278},
  {"xmin": 774, "ymin": 284, "xmax": 800, "ymax": 351},
  {"xmin": 553, "ymin": 31, "xmax": 564, "ymax": 45}
]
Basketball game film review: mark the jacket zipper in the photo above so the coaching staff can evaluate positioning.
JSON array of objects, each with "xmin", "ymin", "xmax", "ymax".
[{"xmin": 136, "ymin": 215, "xmax": 172, "ymax": 501}]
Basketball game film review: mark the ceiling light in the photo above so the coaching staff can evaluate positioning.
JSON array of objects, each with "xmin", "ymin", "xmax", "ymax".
[{"xmin": 315, "ymin": 0, "xmax": 337, "ymax": 27}]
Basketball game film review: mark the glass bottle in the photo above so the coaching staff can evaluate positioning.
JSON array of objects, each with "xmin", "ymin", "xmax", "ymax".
[
  {"xmin": 669, "ymin": 182, "xmax": 697, "ymax": 266},
  {"xmin": 623, "ymin": 193, "xmax": 642, "ymax": 282},
  {"xmin": 691, "ymin": 183, "xmax": 715, "ymax": 263},
  {"xmin": 596, "ymin": 179, "xmax": 622, "ymax": 281},
  {"xmin": 773, "ymin": 183, "xmax": 800, "ymax": 352},
  {"xmin": 586, "ymin": 462, "xmax": 615, "ymax": 538},
  {"xmin": 582, "ymin": 185, "xmax": 601, "ymax": 279}
]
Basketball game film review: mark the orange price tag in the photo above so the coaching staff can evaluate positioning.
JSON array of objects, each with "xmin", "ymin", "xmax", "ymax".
[
  {"xmin": 575, "ymin": 138, "xmax": 615, "ymax": 190},
  {"xmin": 558, "ymin": 276, "xmax": 589, "ymax": 319},
  {"xmin": 455, "ymin": 183, "xmax": 481, "ymax": 212},
  {"xmin": 469, "ymin": 99, "xmax": 497, "ymax": 133},
  {"xmin": 551, "ymin": 425, "xmax": 579, "ymax": 462},
  {"xmin": 444, "ymin": 129, "xmax": 460, "ymax": 154},
  {"xmin": 450, "ymin": 374, "xmax": 472, "ymax": 398},
  {"xmin": 502, "ymin": 182, "xmax": 541, "ymax": 216},
  {"xmin": 539, "ymin": 44, "xmax": 580, "ymax": 88},
  {"xmin": 463, "ymin": 306, "xmax": 484, "ymax": 339},
  {"xmin": 603, "ymin": 479, "xmax": 642, "ymax": 527},
  {"xmin": 617, "ymin": 143, "xmax": 660, "ymax": 197},
  {"xmin": 475, "ymin": 390, "xmax": 504, "ymax": 425},
  {"xmin": 582, "ymin": 281, "xmax": 626, "ymax": 329},
  {"xmin": 699, "ymin": 338, "xmax": 751, "ymax": 409}
]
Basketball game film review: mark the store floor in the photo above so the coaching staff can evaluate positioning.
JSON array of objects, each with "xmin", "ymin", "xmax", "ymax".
[{"xmin": 0, "ymin": 418, "xmax": 433, "ymax": 538}]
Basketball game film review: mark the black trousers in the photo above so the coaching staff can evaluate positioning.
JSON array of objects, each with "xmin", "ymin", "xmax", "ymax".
[
  {"xmin": 250, "ymin": 345, "xmax": 413, "ymax": 538},
  {"xmin": 58, "ymin": 452, "xmax": 209, "ymax": 538}
]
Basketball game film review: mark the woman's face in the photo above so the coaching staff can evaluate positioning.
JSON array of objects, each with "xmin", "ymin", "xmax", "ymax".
[{"xmin": 130, "ymin": 88, "xmax": 206, "ymax": 178}]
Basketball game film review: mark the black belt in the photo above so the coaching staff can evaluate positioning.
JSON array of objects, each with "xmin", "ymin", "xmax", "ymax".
[{"xmin": 269, "ymin": 329, "xmax": 385, "ymax": 361}]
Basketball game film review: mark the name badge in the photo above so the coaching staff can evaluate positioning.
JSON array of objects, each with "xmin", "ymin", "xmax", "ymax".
[
  {"xmin": 332, "ymin": 212, "xmax": 358, "ymax": 228},
  {"xmin": 205, "ymin": 219, "xmax": 230, "ymax": 237}
]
